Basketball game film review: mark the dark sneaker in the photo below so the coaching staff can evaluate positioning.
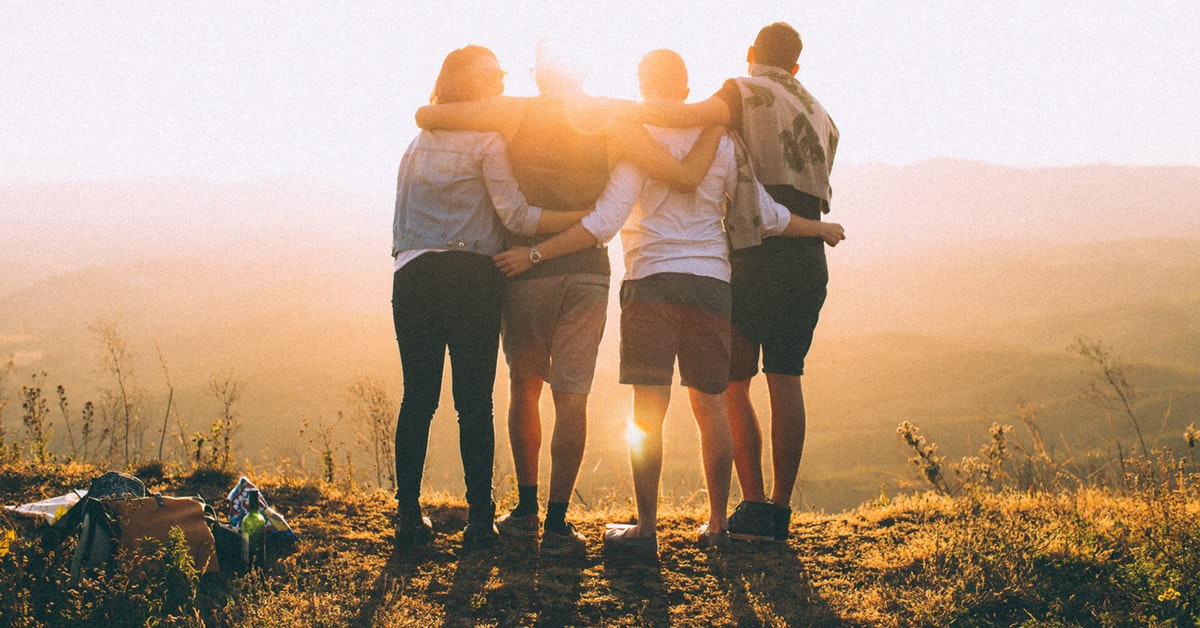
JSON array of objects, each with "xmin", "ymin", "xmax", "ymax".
[
  {"xmin": 602, "ymin": 524, "xmax": 658, "ymax": 558},
  {"xmin": 696, "ymin": 523, "xmax": 732, "ymax": 550},
  {"xmin": 773, "ymin": 504, "xmax": 793, "ymax": 542},
  {"xmin": 540, "ymin": 522, "xmax": 587, "ymax": 556},
  {"xmin": 462, "ymin": 502, "xmax": 499, "ymax": 550},
  {"xmin": 727, "ymin": 500, "xmax": 778, "ymax": 542},
  {"xmin": 395, "ymin": 515, "xmax": 433, "ymax": 549},
  {"xmin": 496, "ymin": 511, "xmax": 540, "ymax": 539},
  {"xmin": 462, "ymin": 520, "xmax": 499, "ymax": 550}
]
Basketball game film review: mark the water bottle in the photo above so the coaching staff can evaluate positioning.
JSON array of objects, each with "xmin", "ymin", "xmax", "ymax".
[{"xmin": 240, "ymin": 489, "xmax": 267, "ymax": 568}]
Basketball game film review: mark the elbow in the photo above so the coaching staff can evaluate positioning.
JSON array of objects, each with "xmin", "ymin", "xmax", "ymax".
[
  {"xmin": 414, "ymin": 107, "xmax": 431, "ymax": 129},
  {"xmin": 670, "ymin": 173, "xmax": 703, "ymax": 192}
]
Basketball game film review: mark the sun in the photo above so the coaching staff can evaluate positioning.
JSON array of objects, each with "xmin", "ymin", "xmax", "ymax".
[{"xmin": 478, "ymin": 14, "xmax": 737, "ymax": 103}]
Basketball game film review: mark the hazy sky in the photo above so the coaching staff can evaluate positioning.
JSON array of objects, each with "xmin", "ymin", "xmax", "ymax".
[{"xmin": 2, "ymin": 1, "xmax": 1197, "ymax": 192}]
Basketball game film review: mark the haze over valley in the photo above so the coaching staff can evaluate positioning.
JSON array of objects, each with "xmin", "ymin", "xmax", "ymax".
[{"xmin": 3, "ymin": 160, "xmax": 1198, "ymax": 511}]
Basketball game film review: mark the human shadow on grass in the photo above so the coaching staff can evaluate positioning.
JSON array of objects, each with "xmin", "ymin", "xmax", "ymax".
[
  {"xmin": 715, "ymin": 541, "xmax": 847, "ymax": 627},
  {"xmin": 599, "ymin": 549, "xmax": 670, "ymax": 626},
  {"xmin": 462, "ymin": 532, "xmax": 590, "ymax": 626},
  {"xmin": 531, "ymin": 547, "xmax": 589, "ymax": 626},
  {"xmin": 351, "ymin": 502, "xmax": 492, "ymax": 627}
]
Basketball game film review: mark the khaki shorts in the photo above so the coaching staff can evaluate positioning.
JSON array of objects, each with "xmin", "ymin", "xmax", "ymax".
[{"xmin": 502, "ymin": 273, "xmax": 609, "ymax": 394}]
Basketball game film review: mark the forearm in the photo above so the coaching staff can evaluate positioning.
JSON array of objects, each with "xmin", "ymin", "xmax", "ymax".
[
  {"xmin": 614, "ymin": 123, "xmax": 721, "ymax": 191},
  {"xmin": 414, "ymin": 96, "xmax": 518, "ymax": 134},
  {"xmin": 493, "ymin": 223, "xmax": 603, "ymax": 278},
  {"xmin": 536, "ymin": 223, "xmax": 601, "ymax": 261},
  {"xmin": 779, "ymin": 216, "xmax": 825, "ymax": 238},
  {"xmin": 630, "ymin": 96, "xmax": 731, "ymax": 128},
  {"xmin": 533, "ymin": 209, "xmax": 590, "ymax": 234},
  {"xmin": 780, "ymin": 216, "xmax": 846, "ymax": 246}
]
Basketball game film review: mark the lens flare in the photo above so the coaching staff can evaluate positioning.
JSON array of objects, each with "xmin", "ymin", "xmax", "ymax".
[{"xmin": 624, "ymin": 418, "xmax": 646, "ymax": 452}]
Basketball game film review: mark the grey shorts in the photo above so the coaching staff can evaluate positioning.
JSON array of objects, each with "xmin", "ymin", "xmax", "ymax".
[
  {"xmin": 619, "ymin": 273, "xmax": 732, "ymax": 395},
  {"xmin": 502, "ymin": 273, "xmax": 609, "ymax": 394}
]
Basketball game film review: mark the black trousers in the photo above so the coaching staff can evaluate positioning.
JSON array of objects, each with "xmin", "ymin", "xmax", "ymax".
[{"xmin": 392, "ymin": 251, "xmax": 503, "ymax": 511}]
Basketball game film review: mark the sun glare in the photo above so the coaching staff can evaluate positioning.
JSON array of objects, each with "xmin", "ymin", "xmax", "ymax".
[
  {"xmin": 481, "ymin": 16, "xmax": 735, "ymax": 102},
  {"xmin": 624, "ymin": 418, "xmax": 647, "ymax": 452}
]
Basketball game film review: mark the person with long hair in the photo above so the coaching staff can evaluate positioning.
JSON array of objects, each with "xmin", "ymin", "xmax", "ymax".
[{"xmin": 391, "ymin": 45, "xmax": 587, "ymax": 550}]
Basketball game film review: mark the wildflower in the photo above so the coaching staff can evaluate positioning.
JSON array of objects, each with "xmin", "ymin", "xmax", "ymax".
[
  {"xmin": 1158, "ymin": 587, "xmax": 1181, "ymax": 602},
  {"xmin": 0, "ymin": 529, "xmax": 14, "ymax": 557}
]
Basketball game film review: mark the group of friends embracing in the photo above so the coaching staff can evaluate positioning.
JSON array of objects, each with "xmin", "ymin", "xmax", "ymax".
[{"xmin": 390, "ymin": 22, "xmax": 845, "ymax": 558}]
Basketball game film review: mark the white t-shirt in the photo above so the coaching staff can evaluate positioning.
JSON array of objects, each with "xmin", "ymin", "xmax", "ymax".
[{"xmin": 580, "ymin": 127, "xmax": 792, "ymax": 283}]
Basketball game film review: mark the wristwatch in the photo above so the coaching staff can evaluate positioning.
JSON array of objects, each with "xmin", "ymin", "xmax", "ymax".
[{"xmin": 528, "ymin": 245, "xmax": 543, "ymax": 265}]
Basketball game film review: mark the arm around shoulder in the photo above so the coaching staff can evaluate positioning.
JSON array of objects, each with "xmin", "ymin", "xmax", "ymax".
[
  {"xmin": 610, "ymin": 122, "xmax": 723, "ymax": 191},
  {"xmin": 632, "ymin": 95, "xmax": 731, "ymax": 129},
  {"xmin": 415, "ymin": 96, "xmax": 523, "ymax": 136}
]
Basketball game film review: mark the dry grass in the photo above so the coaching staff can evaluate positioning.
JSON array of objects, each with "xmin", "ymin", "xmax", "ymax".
[{"xmin": 2, "ymin": 463, "xmax": 1199, "ymax": 626}]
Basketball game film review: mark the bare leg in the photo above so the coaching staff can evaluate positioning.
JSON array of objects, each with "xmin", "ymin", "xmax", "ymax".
[
  {"xmin": 508, "ymin": 377, "xmax": 544, "ymax": 488},
  {"xmin": 627, "ymin": 384, "xmax": 669, "ymax": 537},
  {"xmin": 547, "ymin": 390, "xmax": 588, "ymax": 504},
  {"xmin": 765, "ymin": 373, "xmax": 807, "ymax": 506},
  {"xmin": 688, "ymin": 387, "xmax": 732, "ymax": 532},
  {"xmin": 726, "ymin": 378, "xmax": 767, "ymax": 503}
]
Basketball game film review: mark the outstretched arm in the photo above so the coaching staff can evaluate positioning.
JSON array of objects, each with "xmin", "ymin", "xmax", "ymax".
[
  {"xmin": 414, "ymin": 96, "xmax": 525, "ymax": 138},
  {"xmin": 608, "ymin": 122, "xmax": 723, "ymax": 191},
  {"xmin": 614, "ymin": 94, "xmax": 732, "ymax": 129}
]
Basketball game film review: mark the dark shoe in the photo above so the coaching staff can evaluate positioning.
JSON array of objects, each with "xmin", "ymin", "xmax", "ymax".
[
  {"xmin": 773, "ymin": 504, "xmax": 793, "ymax": 542},
  {"xmin": 540, "ymin": 522, "xmax": 587, "ymax": 556},
  {"xmin": 463, "ymin": 502, "xmax": 499, "ymax": 550},
  {"xmin": 728, "ymin": 500, "xmax": 778, "ymax": 542},
  {"xmin": 602, "ymin": 524, "xmax": 657, "ymax": 558},
  {"xmin": 462, "ymin": 521, "xmax": 499, "ymax": 550},
  {"xmin": 496, "ymin": 510, "xmax": 540, "ymax": 539},
  {"xmin": 395, "ymin": 515, "xmax": 433, "ymax": 549},
  {"xmin": 696, "ymin": 523, "xmax": 731, "ymax": 550}
]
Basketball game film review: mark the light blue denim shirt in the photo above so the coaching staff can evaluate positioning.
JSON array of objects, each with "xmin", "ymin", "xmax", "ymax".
[{"xmin": 392, "ymin": 129, "xmax": 544, "ymax": 258}]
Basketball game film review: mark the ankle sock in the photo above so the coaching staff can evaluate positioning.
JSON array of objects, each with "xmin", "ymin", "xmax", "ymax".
[
  {"xmin": 544, "ymin": 501, "xmax": 569, "ymax": 534},
  {"xmin": 513, "ymin": 485, "xmax": 539, "ymax": 516}
]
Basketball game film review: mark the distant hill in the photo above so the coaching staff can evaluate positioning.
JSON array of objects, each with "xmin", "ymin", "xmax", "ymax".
[
  {"xmin": 4, "ymin": 160, "xmax": 1199, "ymax": 274},
  {"xmin": 830, "ymin": 160, "xmax": 1200, "ymax": 257}
]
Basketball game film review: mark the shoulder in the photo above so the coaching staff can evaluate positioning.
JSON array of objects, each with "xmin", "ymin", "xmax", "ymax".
[
  {"xmin": 412, "ymin": 130, "xmax": 506, "ymax": 163},
  {"xmin": 718, "ymin": 77, "xmax": 743, "ymax": 98}
]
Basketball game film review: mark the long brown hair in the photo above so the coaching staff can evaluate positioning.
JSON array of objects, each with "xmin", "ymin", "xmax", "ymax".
[{"xmin": 430, "ymin": 45, "xmax": 500, "ymax": 104}]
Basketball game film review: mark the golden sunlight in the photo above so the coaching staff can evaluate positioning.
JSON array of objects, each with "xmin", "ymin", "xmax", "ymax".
[{"xmin": 624, "ymin": 416, "xmax": 647, "ymax": 452}]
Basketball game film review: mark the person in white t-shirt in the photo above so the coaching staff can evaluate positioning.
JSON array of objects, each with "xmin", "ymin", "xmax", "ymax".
[{"xmin": 493, "ymin": 49, "xmax": 844, "ymax": 556}]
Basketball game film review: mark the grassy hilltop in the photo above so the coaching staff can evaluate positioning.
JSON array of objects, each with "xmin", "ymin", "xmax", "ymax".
[
  {"xmin": 2, "ymin": 454, "xmax": 1200, "ymax": 627},
  {"xmin": 2, "ymin": 162, "xmax": 1198, "ymax": 624}
]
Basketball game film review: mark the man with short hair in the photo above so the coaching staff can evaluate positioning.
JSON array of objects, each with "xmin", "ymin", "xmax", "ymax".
[
  {"xmin": 623, "ymin": 22, "xmax": 841, "ymax": 542},
  {"xmin": 495, "ymin": 47, "xmax": 843, "ymax": 554}
]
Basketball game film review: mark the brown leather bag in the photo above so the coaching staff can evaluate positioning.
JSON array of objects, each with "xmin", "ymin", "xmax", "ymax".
[{"xmin": 108, "ymin": 495, "xmax": 219, "ymax": 574}]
